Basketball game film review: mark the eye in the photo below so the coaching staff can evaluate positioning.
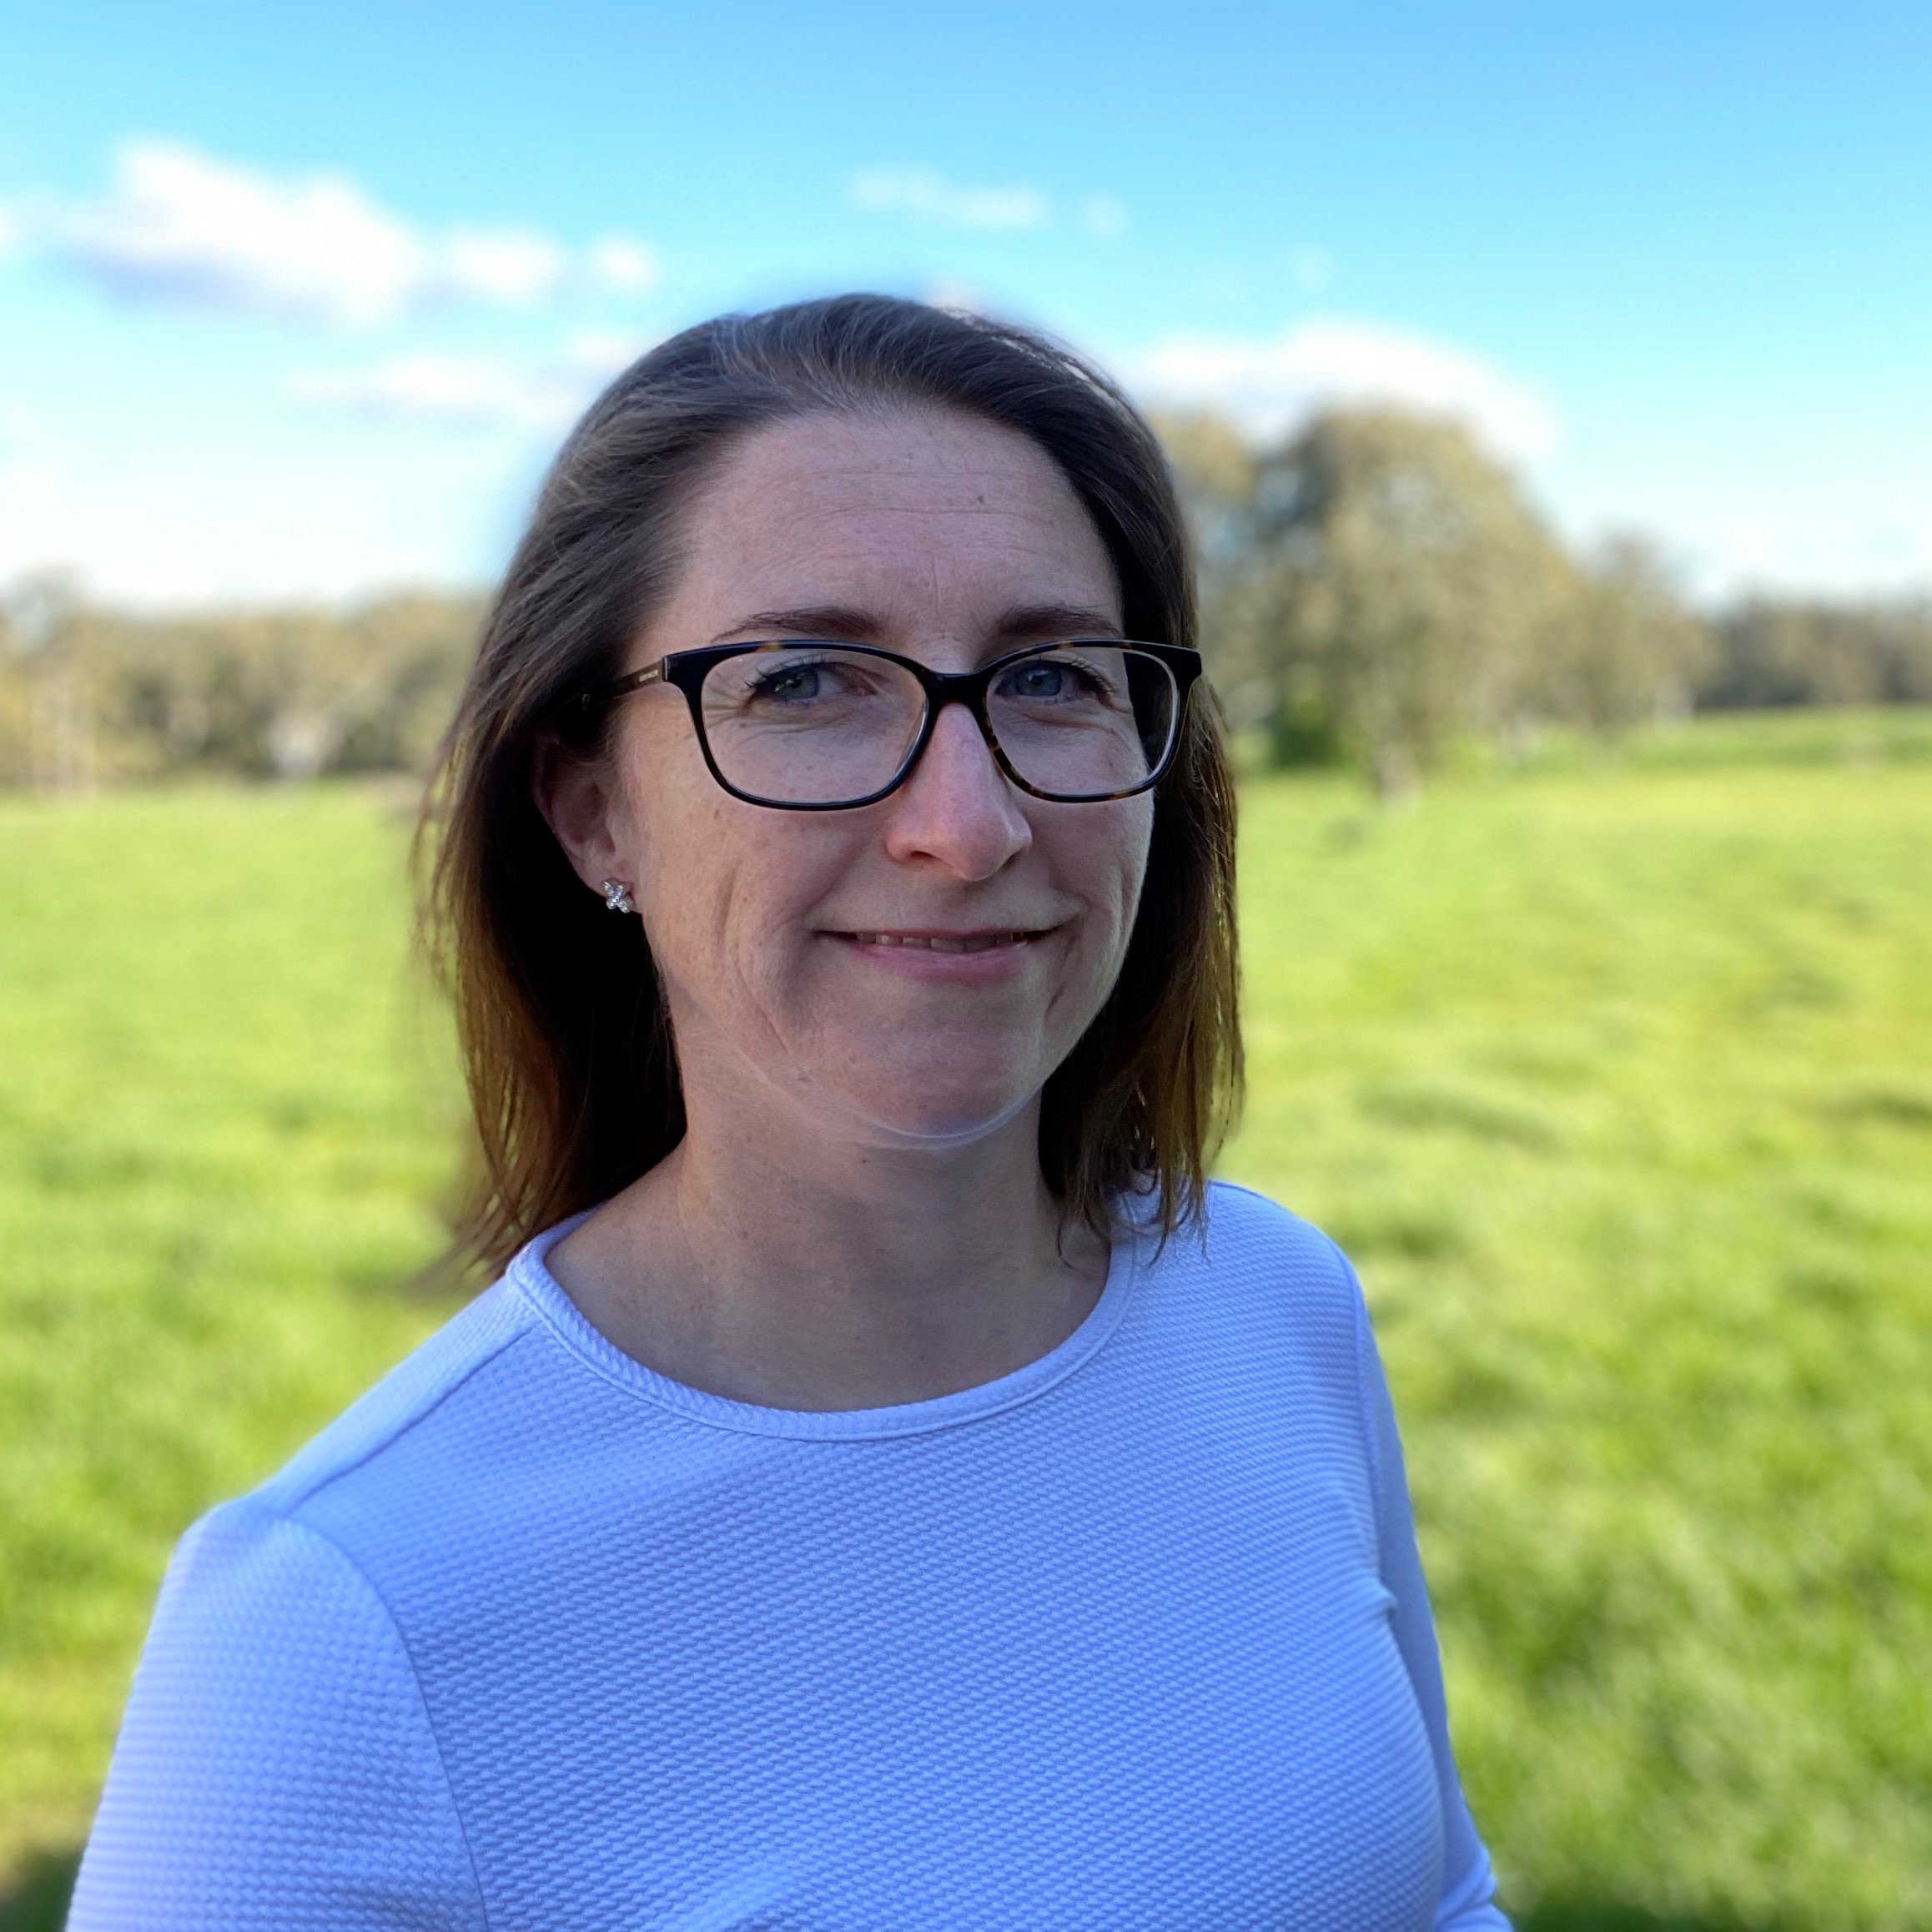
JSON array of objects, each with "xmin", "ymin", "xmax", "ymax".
[
  {"xmin": 752, "ymin": 662, "xmax": 828, "ymax": 704},
  {"xmin": 1006, "ymin": 662, "xmax": 1070, "ymax": 699},
  {"xmin": 995, "ymin": 655, "xmax": 1114, "ymax": 704}
]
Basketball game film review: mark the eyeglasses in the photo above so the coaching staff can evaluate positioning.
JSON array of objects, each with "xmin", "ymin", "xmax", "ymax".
[{"xmin": 581, "ymin": 638, "xmax": 1202, "ymax": 811}]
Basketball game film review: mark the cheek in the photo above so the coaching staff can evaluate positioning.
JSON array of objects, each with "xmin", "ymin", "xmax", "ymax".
[
  {"xmin": 620, "ymin": 751, "xmax": 853, "ymax": 996},
  {"xmin": 1038, "ymin": 798, "xmax": 1154, "ymax": 1040},
  {"xmin": 614, "ymin": 722, "xmax": 753, "ymax": 979},
  {"xmin": 1066, "ymin": 797, "xmax": 1154, "ymax": 945}
]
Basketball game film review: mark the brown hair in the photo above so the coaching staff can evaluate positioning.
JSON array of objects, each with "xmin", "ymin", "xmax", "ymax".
[{"xmin": 420, "ymin": 294, "xmax": 1240, "ymax": 1277}]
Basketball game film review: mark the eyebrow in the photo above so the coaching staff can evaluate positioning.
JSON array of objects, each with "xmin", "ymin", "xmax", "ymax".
[{"xmin": 707, "ymin": 602, "xmax": 1127, "ymax": 647}]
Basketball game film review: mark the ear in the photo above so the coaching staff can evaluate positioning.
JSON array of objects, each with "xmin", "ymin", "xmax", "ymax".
[{"xmin": 531, "ymin": 730, "xmax": 629, "ymax": 898}]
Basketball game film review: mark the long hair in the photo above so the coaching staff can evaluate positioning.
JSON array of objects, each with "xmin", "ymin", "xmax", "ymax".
[{"xmin": 420, "ymin": 294, "xmax": 1240, "ymax": 1277}]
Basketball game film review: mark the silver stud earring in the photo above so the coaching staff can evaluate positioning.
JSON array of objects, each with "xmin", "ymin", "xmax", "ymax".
[{"xmin": 600, "ymin": 878, "xmax": 636, "ymax": 915}]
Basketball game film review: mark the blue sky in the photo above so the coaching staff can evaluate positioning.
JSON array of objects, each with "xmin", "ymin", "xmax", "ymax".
[{"xmin": 3, "ymin": 0, "xmax": 1928, "ymax": 605}]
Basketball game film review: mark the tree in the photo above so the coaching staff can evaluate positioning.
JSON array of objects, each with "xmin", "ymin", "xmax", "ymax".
[
  {"xmin": 1, "ymin": 572, "xmax": 95, "ymax": 791},
  {"xmin": 1540, "ymin": 535, "xmax": 1713, "ymax": 733},
  {"xmin": 1227, "ymin": 410, "xmax": 1580, "ymax": 797},
  {"xmin": 0, "ymin": 584, "xmax": 485, "ymax": 787},
  {"xmin": 1700, "ymin": 596, "xmax": 1932, "ymax": 709},
  {"xmin": 1151, "ymin": 412, "xmax": 1275, "ymax": 737}
]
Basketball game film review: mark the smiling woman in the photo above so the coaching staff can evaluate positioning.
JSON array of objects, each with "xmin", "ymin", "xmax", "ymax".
[
  {"xmin": 68, "ymin": 296, "xmax": 1508, "ymax": 1929},
  {"xmin": 430, "ymin": 303, "xmax": 1240, "ymax": 1283}
]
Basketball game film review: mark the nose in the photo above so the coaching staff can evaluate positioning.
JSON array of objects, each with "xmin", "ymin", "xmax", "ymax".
[{"xmin": 879, "ymin": 699, "xmax": 1032, "ymax": 879}]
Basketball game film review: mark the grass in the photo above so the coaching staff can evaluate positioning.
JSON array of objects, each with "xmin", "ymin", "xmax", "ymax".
[
  {"xmin": 1225, "ymin": 717, "xmax": 1932, "ymax": 1929},
  {"xmin": 0, "ymin": 782, "xmax": 463, "ymax": 1914},
  {"xmin": 3, "ymin": 712, "xmax": 1929, "ymax": 1929}
]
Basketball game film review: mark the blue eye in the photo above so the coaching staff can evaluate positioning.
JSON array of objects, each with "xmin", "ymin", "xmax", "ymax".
[
  {"xmin": 752, "ymin": 663, "xmax": 826, "ymax": 703},
  {"xmin": 997, "ymin": 657, "xmax": 1113, "ymax": 705},
  {"xmin": 1008, "ymin": 662, "xmax": 1069, "ymax": 698}
]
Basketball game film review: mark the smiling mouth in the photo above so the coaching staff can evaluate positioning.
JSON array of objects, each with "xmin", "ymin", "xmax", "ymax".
[{"xmin": 833, "ymin": 930, "xmax": 1049, "ymax": 953}]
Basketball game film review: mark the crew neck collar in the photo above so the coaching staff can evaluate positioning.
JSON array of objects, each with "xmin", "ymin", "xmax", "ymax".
[{"xmin": 509, "ymin": 1208, "xmax": 1146, "ymax": 1441}]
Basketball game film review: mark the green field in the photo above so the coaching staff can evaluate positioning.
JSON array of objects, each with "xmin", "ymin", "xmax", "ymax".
[{"xmin": 3, "ymin": 712, "xmax": 1929, "ymax": 1929}]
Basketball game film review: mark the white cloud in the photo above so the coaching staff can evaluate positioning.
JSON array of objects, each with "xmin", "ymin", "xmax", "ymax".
[
  {"xmin": 21, "ymin": 140, "xmax": 655, "ymax": 327},
  {"xmin": 1124, "ymin": 317, "xmax": 1560, "ymax": 461},
  {"xmin": 48, "ymin": 141, "xmax": 424, "ymax": 326},
  {"xmin": 588, "ymin": 235, "xmax": 656, "ymax": 293},
  {"xmin": 437, "ymin": 225, "xmax": 566, "ymax": 306},
  {"xmin": 288, "ymin": 330, "xmax": 651, "ymax": 433},
  {"xmin": 850, "ymin": 167, "xmax": 1051, "ymax": 233},
  {"xmin": 0, "ymin": 436, "xmax": 508, "ymax": 606}
]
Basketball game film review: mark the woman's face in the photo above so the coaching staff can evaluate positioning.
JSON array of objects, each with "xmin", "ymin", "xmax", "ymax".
[{"xmin": 552, "ymin": 407, "xmax": 1155, "ymax": 1149}]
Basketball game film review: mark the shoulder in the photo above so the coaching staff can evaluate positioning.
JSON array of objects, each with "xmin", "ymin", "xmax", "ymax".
[
  {"xmin": 248, "ymin": 1270, "xmax": 540, "ymax": 1521},
  {"xmin": 122, "ymin": 1496, "xmax": 413, "ymax": 1700},
  {"xmin": 1135, "ymin": 1180, "xmax": 1374, "ymax": 1402},
  {"xmin": 121, "ymin": 1271, "xmax": 545, "ymax": 1691},
  {"xmin": 1187, "ymin": 1179, "xmax": 1364, "ymax": 1316},
  {"xmin": 68, "ymin": 1281, "xmax": 550, "ymax": 1924},
  {"xmin": 72, "ymin": 1497, "xmax": 486, "ymax": 1927}
]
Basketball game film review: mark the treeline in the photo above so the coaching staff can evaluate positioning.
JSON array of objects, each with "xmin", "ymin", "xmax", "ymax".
[
  {"xmin": 0, "ymin": 586, "xmax": 485, "ymax": 790},
  {"xmin": 3, "ymin": 407, "xmax": 1929, "ymax": 794},
  {"xmin": 1699, "ymin": 597, "xmax": 1932, "ymax": 711},
  {"xmin": 1160, "ymin": 408, "xmax": 1932, "ymax": 794}
]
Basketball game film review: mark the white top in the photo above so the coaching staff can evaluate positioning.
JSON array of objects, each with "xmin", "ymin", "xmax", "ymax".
[{"xmin": 72, "ymin": 1181, "xmax": 1507, "ymax": 1929}]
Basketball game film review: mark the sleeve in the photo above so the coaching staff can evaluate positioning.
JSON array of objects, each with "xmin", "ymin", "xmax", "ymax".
[
  {"xmin": 1351, "ymin": 1282, "xmax": 1513, "ymax": 1932},
  {"xmin": 68, "ymin": 1499, "xmax": 487, "ymax": 1932}
]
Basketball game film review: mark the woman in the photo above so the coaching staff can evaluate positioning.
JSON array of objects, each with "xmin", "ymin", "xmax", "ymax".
[{"xmin": 71, "ymin": 295, "xmax": 1507, "ymax": 1929}]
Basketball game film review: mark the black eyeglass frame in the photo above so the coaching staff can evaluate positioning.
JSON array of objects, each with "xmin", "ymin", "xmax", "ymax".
[{"xmin": 579, "ymin": 638, "xmax": 1204, "ymax": 811}]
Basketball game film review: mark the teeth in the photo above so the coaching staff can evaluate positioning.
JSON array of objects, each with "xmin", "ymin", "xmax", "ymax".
[{"xmin": 850, "ymin": 932, "xmax": 1029, "ymax": 952}]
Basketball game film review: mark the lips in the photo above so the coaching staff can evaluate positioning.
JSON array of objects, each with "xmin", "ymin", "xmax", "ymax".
[{"xmin": 837, "ymin": 930, "xmax": 1043, "ymax": 953}]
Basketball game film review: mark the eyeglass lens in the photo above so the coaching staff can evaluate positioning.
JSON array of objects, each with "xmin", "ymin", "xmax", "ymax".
[{"xmin": 695, "ymin": 646, "xmax": 1179, "ymax": 806}]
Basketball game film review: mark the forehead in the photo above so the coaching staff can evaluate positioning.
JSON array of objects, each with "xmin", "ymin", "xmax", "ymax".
[{"xmin": 669, "ymin": 409, "xmax": 1122, "ymax": 635}]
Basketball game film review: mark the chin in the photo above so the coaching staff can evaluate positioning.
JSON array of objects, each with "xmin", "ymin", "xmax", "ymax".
[{"xmin": 827, "ymin": 1069, "xmax": 1044, "ymax": 1150}]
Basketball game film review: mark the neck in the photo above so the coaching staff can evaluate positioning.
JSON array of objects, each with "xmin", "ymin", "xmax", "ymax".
[{"xmin": 546, "ymin": 1074, "xmax": 1109, "ymax": 1412}]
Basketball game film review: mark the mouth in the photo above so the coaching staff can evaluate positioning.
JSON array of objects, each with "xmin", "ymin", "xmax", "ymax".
[{"xmin": 828, "ymin": 928, "xmax": 1053, "ymax": 953}]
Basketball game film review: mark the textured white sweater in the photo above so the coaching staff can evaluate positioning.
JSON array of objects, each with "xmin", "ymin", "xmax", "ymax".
[{"xmin": 72, "ymin": 1181, "xmax": 1507, "ymax": 1929}]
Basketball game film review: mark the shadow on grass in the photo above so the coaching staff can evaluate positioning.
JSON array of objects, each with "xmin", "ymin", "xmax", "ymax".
[{"xmin": 0, "ymin": 1849, "xmax": 78, "ymax": 1932}]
